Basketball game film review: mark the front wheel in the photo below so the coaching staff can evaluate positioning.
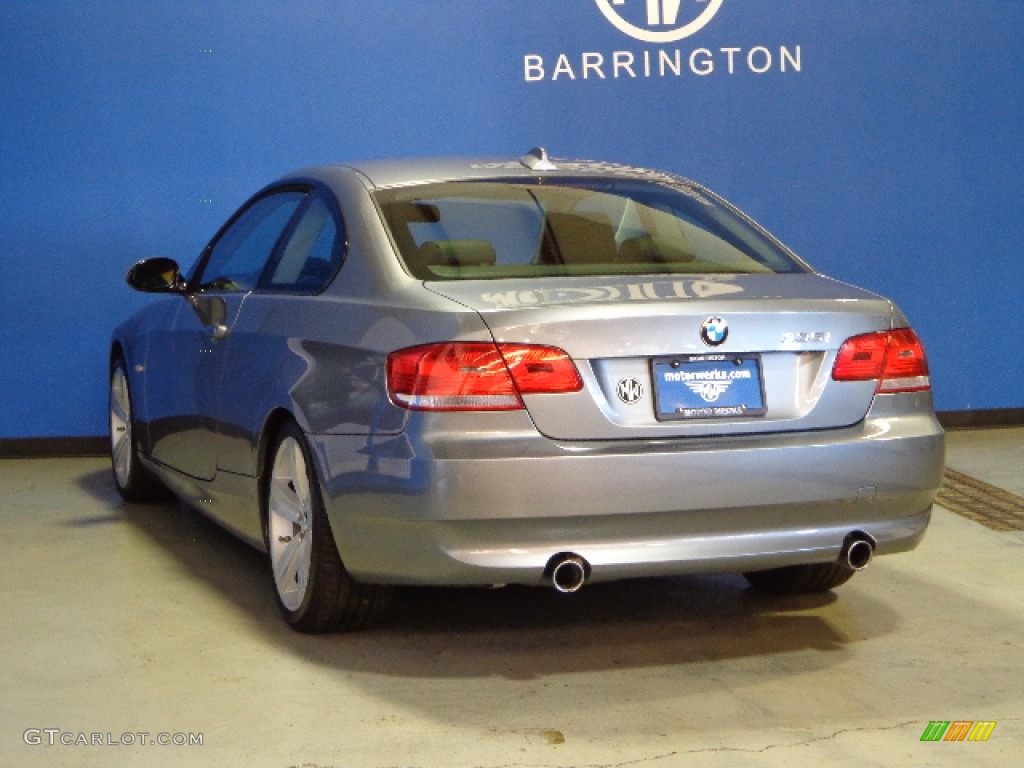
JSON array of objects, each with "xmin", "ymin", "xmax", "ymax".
[
  {"xmin": 743, "ymin": 562, "xmax": 856, "ymax": 595},
  {"xmin": 109, "ymin": 358, "xmax": 166, "ymax": 502},
  {"xmin": 265, "ymin": 421, "xmax": 390, "ymax": 632}
]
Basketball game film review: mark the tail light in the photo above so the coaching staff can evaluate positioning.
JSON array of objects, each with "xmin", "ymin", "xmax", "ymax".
[
  {"xmin": 387, "ymin": 342, "xmax": 583, "ymax": 411},
  {"xmin": 832, "ymin": 329, "xmax": 931, "ymax": 393}
]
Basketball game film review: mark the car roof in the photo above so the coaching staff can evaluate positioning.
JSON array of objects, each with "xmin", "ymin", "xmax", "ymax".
[{"xmin": 285, "ymin": 149, "xmax": 692, "ymax": 190}]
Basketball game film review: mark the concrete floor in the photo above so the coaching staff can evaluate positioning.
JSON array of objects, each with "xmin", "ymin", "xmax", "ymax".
[{"xmin": 1, "ymin": 429, "xmax": 1021, "ymax": 768}]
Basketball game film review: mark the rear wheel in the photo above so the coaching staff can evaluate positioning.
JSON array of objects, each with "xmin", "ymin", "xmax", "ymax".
[
  {"xmin": 743, "ymin": 562, "xmax": 856, "ymax": 595},
  {"xmin": 265, "ymin": 421, "xmax": 390, "ymax": 632},
  {"xmin": 109, "ymin": 358, "xmax": 166, "ymax": 502}
]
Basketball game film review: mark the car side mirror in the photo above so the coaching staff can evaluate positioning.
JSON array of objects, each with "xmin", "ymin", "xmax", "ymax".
[{"xmin": 126, "ymin": 257, "xmax": 186, "ymax": 293}]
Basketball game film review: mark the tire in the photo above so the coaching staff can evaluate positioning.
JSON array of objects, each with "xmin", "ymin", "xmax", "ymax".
[
  {"xmin": 743, "ymin": 562, "xmax": 857, "ymax": 595},
  {"xmin": 264, "ymin": 420, "xmax": 390, "ymax": 633},
  {"xmin": 109, "ymin": 358, "xmax": 167, "ymax": 502}
]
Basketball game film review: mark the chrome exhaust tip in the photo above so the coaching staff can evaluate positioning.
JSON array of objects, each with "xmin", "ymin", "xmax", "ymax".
[
  {"xmin": 546, "ymin": 553, "xmax": 589, "ymax": 593},
  {"xmin": 840, "ymin": 532, "xmax": 875, "ymax": 571}
]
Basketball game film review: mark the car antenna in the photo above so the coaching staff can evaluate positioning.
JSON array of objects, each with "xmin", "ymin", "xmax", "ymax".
[{"xmin": 520, "ymin": 146, "xmax": 558, "ymax": 171}]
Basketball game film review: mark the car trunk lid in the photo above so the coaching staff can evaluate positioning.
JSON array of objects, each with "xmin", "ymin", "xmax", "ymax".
[{"xmin": 425, "ymin": 273, "xmax": 893, "ymax": 440}]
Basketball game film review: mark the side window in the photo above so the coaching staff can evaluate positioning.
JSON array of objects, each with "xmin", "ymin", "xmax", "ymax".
[
  {"xmin": 196, "ymin": 191, "xmax": 307, "ymax": 291},
  {"xmin": 264, "ymin": 194, "xmax": 342, "ymax": 293}
]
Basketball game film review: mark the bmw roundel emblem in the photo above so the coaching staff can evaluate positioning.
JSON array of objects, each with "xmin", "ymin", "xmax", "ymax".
[{"xmin": 700, "ymin": 317, "xmax": 729, "ymax": 346}]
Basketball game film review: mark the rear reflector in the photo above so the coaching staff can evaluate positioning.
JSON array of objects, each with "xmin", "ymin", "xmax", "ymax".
[
  {"xmin": 387, "ymin": 342, "xmax": 582, "ymax": 411},
  {"xmin": 832, "ymin": 328, "xmax": 931, "ymax": 393}
]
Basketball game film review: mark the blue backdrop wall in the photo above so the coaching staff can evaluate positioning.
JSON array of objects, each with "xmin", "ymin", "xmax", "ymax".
[{"xmin": 2, "ymin": 0, "xmax": 1022, "ymax": 439}]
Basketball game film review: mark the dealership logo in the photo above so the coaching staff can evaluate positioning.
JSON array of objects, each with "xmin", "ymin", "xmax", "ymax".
[
  {"xmin": 616, "ymin": 377, "xmax": 644, "ymax": 404},
  {"xmin": 686, "ymin": 380, "xmax": 731, "ymax": 402},
  {"xmin": 595, "ymin": 0, "xmax": 725, "ymax": 43},
  {"xmin": 524, "ymin": 0, "xmax": 801, "ymax": 82},
  {"xmin": 700, "ymin": 317, "xmax": 728, "ymax": 346}
]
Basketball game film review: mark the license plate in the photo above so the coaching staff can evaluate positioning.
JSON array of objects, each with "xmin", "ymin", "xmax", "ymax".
[{"xmin": 652, "ymin": 354, "xmax": 766, "ymax": 420}]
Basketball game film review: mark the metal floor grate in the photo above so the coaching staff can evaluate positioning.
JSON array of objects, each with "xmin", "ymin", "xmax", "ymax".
[{"xmin": 936, "ymin": 468, "xmax": 1024, "ymax": 532}]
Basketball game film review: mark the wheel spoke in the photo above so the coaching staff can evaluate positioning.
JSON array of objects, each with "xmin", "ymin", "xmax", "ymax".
[
  {"xmin": 281, "ymin": 437, "xmax": 297, "ymax": 478},
  {"xmin": 297, "ymin": 528, "xmax": 313, "ymax": 592},
  {"xmin": 273, "ymin": 535, "xmax": 304, "ymax": 593},
  {"xmin": 289, "ymin": 444, "xmax": 311, "ymax": 508},
  {"xmin": 110, "ymin": 391, "xmax": 129, "ymax": 425},
  {"xmin": 269, "ymin": 477, "xmax": 305, "ymax": 526},
  {"xmin": 112, "ymin": 432, "xmax": 131, "ymax": 480}
]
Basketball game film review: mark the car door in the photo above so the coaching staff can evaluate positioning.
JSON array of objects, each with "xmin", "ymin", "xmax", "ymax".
[
  {"xmin": 211, "ymin": 191, "xmax": 346, "ymax": 478},
  {"xmin": 144, "ymin": 188, "xmax": 309, "ymax": 480}
]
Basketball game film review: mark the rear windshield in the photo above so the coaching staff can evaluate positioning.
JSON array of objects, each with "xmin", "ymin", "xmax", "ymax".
[{"xmin": 374, "ymin": 177, "xmax": 807, "ymax": 280}]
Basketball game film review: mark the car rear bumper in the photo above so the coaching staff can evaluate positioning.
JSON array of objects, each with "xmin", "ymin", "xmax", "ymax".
[{"xmin": 310, "ymin": 394, "xmax": 944, "ymax": 586}]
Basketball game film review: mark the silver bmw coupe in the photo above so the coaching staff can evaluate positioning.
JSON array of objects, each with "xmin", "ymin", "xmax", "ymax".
[{"xmin": 110, "ymin": 148, "xmax": 945, "ymax": 632}]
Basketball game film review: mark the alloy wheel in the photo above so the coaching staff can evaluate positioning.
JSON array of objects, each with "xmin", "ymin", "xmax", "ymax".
[
  {"xmin": 109, "ymin": 365, "xmax": 133, "ymax": 489},
  {"xmin": 268, "ymin": 436, "xmax": 314, "ymax": 612}
]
